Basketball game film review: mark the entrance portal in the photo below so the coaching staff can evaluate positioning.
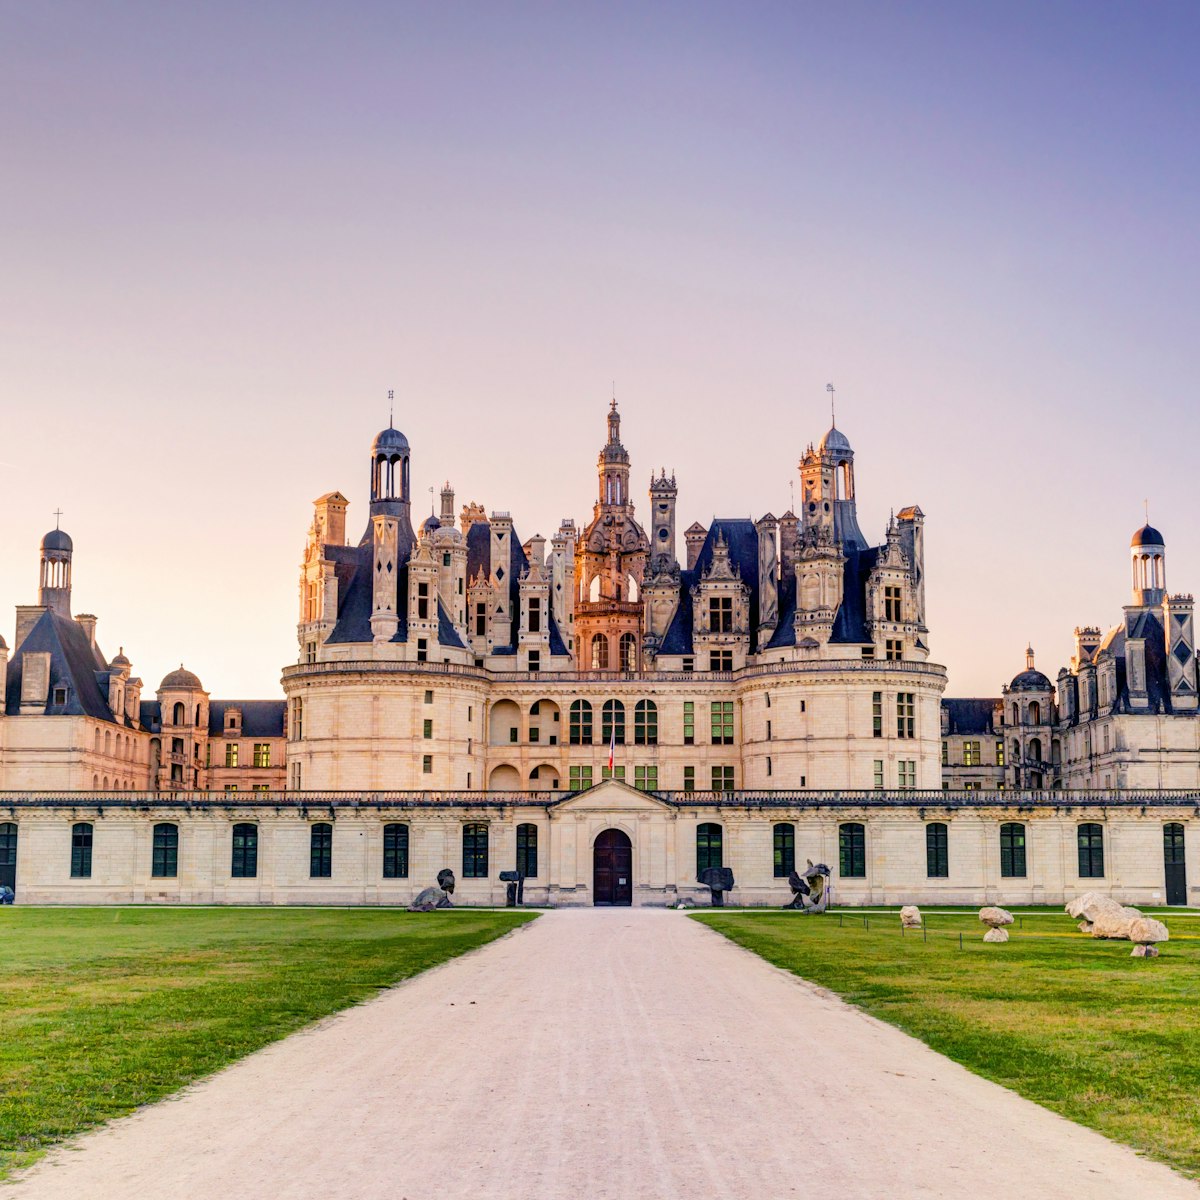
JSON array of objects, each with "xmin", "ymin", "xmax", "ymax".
[
  {"xmin": 0, "ymin": 823, "xmax": 16, "ymax": 893},
  {"xmin": 593, "ymin": 829, "xmax": 632, "ymax": 906},
  {"xmin": 1164, "ymin": 822, "xmax": 1187, "ymax": 906}
]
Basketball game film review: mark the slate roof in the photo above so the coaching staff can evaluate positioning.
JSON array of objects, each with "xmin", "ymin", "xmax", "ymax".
[
  {"xmin": 208, "ymin": 700, "xmax": 287, "ymax": 738},
  {"xmin": 941, "ymin": 698, "xmax": 998, "ymax": 735},
  {"xmin": 5, "ymin": 609, "xmax": 120, "ymax": 723}
]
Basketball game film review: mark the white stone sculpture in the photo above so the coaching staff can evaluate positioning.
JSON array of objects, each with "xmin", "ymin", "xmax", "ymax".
[
  {"xmin": 900, "ymin": 905, "xmax": 922, "ymax": 929},
  {"xmin": 979, "ymin": 906, "xmax": 1014, "ymax": 943},
  {"xmin": 1065, "ymin": 892, "xmax": 1143, "ymax": 939},
  {"xmin": 1128, "ymin": 916, "xmax": 1169, "ymax": 958}
]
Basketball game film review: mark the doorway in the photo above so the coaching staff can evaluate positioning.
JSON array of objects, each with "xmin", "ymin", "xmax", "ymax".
[
  {"xmin": 1164, "ymin": 823, "xmax": 1187, "ymax": 906},
  {"xmin": 593, "ymin": 829, "xmax": 632, "ymax": 906}
]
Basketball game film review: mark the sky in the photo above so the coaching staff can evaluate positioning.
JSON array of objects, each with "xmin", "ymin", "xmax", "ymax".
[{"xmin": 1, "ymin": 1, "xmax": 1197, "ymax": 699}]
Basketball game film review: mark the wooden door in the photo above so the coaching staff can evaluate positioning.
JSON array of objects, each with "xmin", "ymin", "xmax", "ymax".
[
  {"xmin": 593, "ymin": 829, "xmax": 633, "ymax": 906},
  {"xmin": 1164, "ymin": 823, "xmax": 1187, "ymax": 906}
]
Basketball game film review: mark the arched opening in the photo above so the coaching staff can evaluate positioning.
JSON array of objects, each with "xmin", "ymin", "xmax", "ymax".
[
  {"xmin": 488, "ymin": 699, "xmax": 521, "ymax": 745},
  {"xmin": 588, "ymin": 574, "xmax": 602, "ymax": 602},
  {"xmin": 619, "ymin": 632, "xmax": 638, "ymax": 672},
  {"xmin": 488, "ymin": 763, "xmax": 521, "ymax": 790},
  {"xmin": 1029, "ymin": 737, "xmax": 1042, "ymax": 763},
  {"xmin": 172, "ymin": 702, "xmax": 185, "ymax": 726},
  {"xmin": 590, "ymin": 633, "xmax": 609, "ymax": 670},
  {"xmin": 593, "ymin": 828, "xmax": 632, "ymax": 906},
  {"xmin": 627, "ymin": 575, "xmax": 639, "ymax": 602},
  {"xmin": 1028, "ymin": 701, "xmax": 1041, "ymax": 724},
  {"xmin": 527, "ymin": 699, "xmax": 560, "ymax": 746},
  {"xmin": 528, "ymin": 763, "xmax": 559, "ymax": 790}
]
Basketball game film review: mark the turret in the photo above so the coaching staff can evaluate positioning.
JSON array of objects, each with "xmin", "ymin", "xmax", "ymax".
[
  {"xmin": 684, "ymin": 522, "xmax": 707, "ymax": 572},
  {"xmin": 799, "ymin": 422, "xmax": 866, "ymax": 550},
  {"xmin": 39, "ymin": 527, "xmax": 73, "ymax": 616},
  {"xmin": 489, "ymin": 512, "xmax": 514, "ymax": 647},
  {"xmin": 649, "ymin": 470, "xmax": 678, "ymax": 572},
  {"xmin": 1131, "ymin": 523, "xmax": 1166, "ymax": 607},
  {"xmin": 598, "ymin": 400, "xmax": 631, "ymax": 510},
  {"xmin": 756, "ymin": 513, "xmax": 779, "ymax": 642},
  {"xmin": 370, "ymin": 513, "xmax": 400, "ymax": 644},
  {"xmin": 407, "ymin": 538, "xmax": 439, "ymax": 659},
  {"xmin": 1164, "ymin": 593, "xmax": 1198, "ymax": 712},
  {"xmin": 549, "ymin": 520, "xmax": 576, "ymax": 648}
]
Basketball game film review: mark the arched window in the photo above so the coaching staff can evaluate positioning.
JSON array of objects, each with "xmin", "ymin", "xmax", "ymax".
[
  {"xmin": 627, "ymin": 575, "xmax": 639, "ymax": 602},
  {"xmin": 590, "ymin": 633, "xmax": 609, "ymax": 669},
  {"xmin": 463, "ymin": 823, "xmax": 489, "ymax": 878},
  {"xmin": 839, "ymin": 822, "xmax": 866, "ymax": 878},
  {"xmin": 383, "ymin": 823, "xmax": 409, "ymax": 879},
  {"xmin": 1051, "ymin": 739, "xmax": 1061, "ymax": 765},
  {"xmin": 569, "ymin": 700, "xmax": 593, "ymax": 745},
  {"xmin": 696, "ymin": 823, "xmax": 723, "ymax": 876},
  {"xmin": 195, "ymin": 705, "xmax": 202, "ymax": 726},
  {"xmin": 773, "ymin": 823, "xmax": 795, "ymax": 878},
  {"xmin": 926, "ymin": 823, "xmax": 949, "ymax": 878},
  {"xmin": 1029, "ymin": 701, "xmax": 1041, "ymax": 724},
  {"xmin": 1078, "ymin": 823, "xmax": 1104, "ymax": 878},
  {"xmin": 0, "ymin": 823, "xmax": 16, "ymax": 891},
  {"xmin": 634, "ymin": 700, "xmax": 658, "ymax": 745},
  {"xmin": 1029, "ymin": 737, "xmax": 1042, "ymax": 763},
  {"xmin": 601, "ymin": 700, "xmax": 625, "ymax": 746},
  {"xmin": 94, "ymin": 729, "xmax": 101, "ymax": 752},
  {"xmin": 231, "ymin": 823, "xmax": 258, "ymax": 878},
  {"xmin": 172, "ymin": 702, "xmax": 185, "ymax": 725},
  {"xmin": 310, "ymin": 823, "xmax": 332, "ymax": 878},
  {"xmin": 71, "ymin": 822, "xmax": 93, "ymax": 879},
  {"xmin": 151, "ymin": 823, "xmax": 178, "ymax": 878},
  {"xmin": 619, "ymin": 632, "xmax": 638, "ymax": 672},
  {"xmin": 516, "ymin": 823, "xmax": 538, "ymax": 878},
  {"xmin": 1010, "ymin": 703, "xmax": 1018, "ymax": 726},
  {"xmin": 1000, "ymin": 822, "xmax": 1026, "ymax": 878},
  {"xmin": 588, "ymin": 574, "xmax": 602, "ymax": 602}
]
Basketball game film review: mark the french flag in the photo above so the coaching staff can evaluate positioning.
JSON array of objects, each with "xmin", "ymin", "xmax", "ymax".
[{"xmin": 608, "ymin": 725, "xmax": 616, "ymax": 772}]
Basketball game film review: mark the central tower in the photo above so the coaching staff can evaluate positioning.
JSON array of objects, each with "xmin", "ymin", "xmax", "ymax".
[{"xmin": 574, "ymin": 400, "xmax": 650, "ymax": 671}]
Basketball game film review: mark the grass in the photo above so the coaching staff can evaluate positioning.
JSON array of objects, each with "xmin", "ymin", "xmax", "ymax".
[
  {"xmin": 694, "ymin": 906, "xmax": 1200, "ymax": 1179},
  {"xmin": 0, "ymin": 906, "xmax": 535, "ymax": 1179}
]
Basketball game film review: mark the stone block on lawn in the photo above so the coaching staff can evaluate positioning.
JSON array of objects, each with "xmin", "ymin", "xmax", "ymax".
[
  {"xmin": 1128, "ymin": 916, "xmax": 1169, "ymax": 958},
  {"xmin": 900, "ymin": 905, "xmax": 922, "ymax": 929},
  {"xmin": 979, "ymin": 907, "xmax": 1014, "ymax": 943}
]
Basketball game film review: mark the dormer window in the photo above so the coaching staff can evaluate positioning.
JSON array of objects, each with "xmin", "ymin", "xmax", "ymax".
[{"xmin": 709, "ymin": 596, "xmax": 733, "ymax": 633}]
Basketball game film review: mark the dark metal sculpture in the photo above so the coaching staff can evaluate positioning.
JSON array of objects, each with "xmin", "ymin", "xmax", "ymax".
[
  {"xmin": 784, "ymin": 860, "xmax": 831, "ymax": 913},
  {"xmin": 698, "ymin": 865, "xmax": 735, "ymax": 906},
  {"xmin": 499, "ymin": 870, "xmax": 525, "ymax": 907},
  {"xmin": 408, "ymin": 868, "xmax": 456, "ymax": 912}
]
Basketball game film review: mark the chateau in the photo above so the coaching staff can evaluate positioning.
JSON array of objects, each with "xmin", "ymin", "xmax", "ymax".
[{"xmin": 0, "ymin": 404, "xmax": 1197, "ymax": 909}]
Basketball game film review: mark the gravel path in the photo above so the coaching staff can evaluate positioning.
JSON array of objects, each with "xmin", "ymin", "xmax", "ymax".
[{"xmin": 9, "ymin": 908, "xmax": 1198, "ymax": 1200}]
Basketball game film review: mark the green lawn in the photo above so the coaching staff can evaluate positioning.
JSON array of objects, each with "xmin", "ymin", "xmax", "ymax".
[
  {"xmin": 0, "ymin": 907, "xmax": 535, "ymax": 1178},
  {"xmin": 694, "ymin": 907, "xmax": 1200, "ymax": 1179}
]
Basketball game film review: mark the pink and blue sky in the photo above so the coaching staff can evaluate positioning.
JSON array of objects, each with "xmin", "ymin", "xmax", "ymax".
[{"xmin": 2, "ymin": 2, "xmax": 1197, "ymax": 697}]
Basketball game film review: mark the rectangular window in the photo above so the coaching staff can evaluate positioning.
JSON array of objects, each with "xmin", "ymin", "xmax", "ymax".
[
  {"xmin": 529, "ymin": 598, "xmax": 541, "ymax": 633},
  {"xmin": 225, "ymin": 742, "xmax": 239, "ymax": 768},
  {"xmin": 839, "ymin": 823, "xmax": 866, "ymax": 878},
  {"xmin": 711, "ymin": 765, "xmax": 734, "ymax": 792},
  {"xmin": 861, "ymin": 646, "xmax": 875, "ymax": 660},
  {"xmin": 1078, "ymin": 823, "xmax": 1105, "ymax": 878},
  {"xmin": 416, "ymin": 638, "xmax": 428, "ymax": 662},
  {"xmin": 963, "ymin": 740, "xmax": 981, "ymax": 766},
  {"xmin": 290, "ymin": 697, "xmax": 303, "ymax": 741},
  {"xmin": 516, "ymin": 823, "xmax": 538, "ymax": 878},
  {"xmin": 683, "ymin": 701, "xmax": 695, "ymax": 745},
  {"xmin": 941, "ymin": 740, "xmax": 948, "ymax": 766},
  {"xmin": 634, "ymin": 765, "xmax": 658, "ymax": 791},
  {"xmin": 996, "ymin": 740, "xmax": 1006, "ymax": 767},
  {"xmin": 253, "ymin": 743, "xmax": 271, "ymax": 768},
  {"xmin": 53, "ymin": 686, "xmax": 67, "ymax": 706},
  {"xmin": 709, "ymin": 649, "xmax": 733, "ymax": 671},
  {"xmin": 899, "ymin": 760, "xmax": 916, "ymax": 789},
  {"xmin": 569, "ymin": 765, "xmax": 593, "ymax": 791},
  {"xmin": 682, "ymin": 656, "xmax": 694, "ymax": 673},
  {"xmin": 70, "ymin": 823, "xmax": 93, "ymax": 878},
  {"xmin": 926, "ymin": 823, "xmax": 949, "ymax": 878},
  {"xmin": 896, "ymin": 693, "xmax": 915, "ymax": 739},
  {"xmin": 224, "ymin": 784, "xmax": 238, "ymax": 793},
  {"xmin": 766, "ymin": 756, "xmax": 772, "ymax": 776},
  {"xmin": 683, "ymin": 765, "xmax": 695, "ymax": 792},
  {"xmin": 424, "ymin": 689, "xmax": 433, "ymax": 704},
  {"xmin": 569, "ymin": 703, "xmax": 593, "ymax": 745},
  {"xmin": 766, "ymin": 719, "xmax": 772, "ymax": 741},
  {"xmin": 253, "ymin": 784, "xmax": 269, "ymax": 793},
  {"xmin": 475, "ymin": 604, "xmax": 487, "ymax": 636},
  {"xmin": 601, "ymin": 765, "xmax": 626, "ymax": 781},
  {"xmin": 963, "ymin": 780, "xmax": 981, "ymax": 791},
  {"xmin": 423, "ymin": 719, "xmax": 433, "ymax": 739},
  {"xmin": 709, "ymin": 595, "xmax": 733, "ymax": 632},
  {"xmin": 634, "ymin": 702, "xmax": 658, "ymax": 745},
  {"xmin": 305, "ymin": 641, "xmax": 317, "ymax": 664},
  {"xmin": 884, "ymin": 585, "xmax": 902, "ymax": 622},
  {"xmin": 509, "ymin": 727, "xmax": 519, "ymax": 743},
  {"xmin": 1000, "ymin": 823, "xmax": 1026, "ymax": 878},
  {"xmin": 873, "ymin": 760, "xmax": 884, "ymax": 789},
  {"xmin": 872, "ymin": 692, "xmax": 882, "ymax": 738},
  {"xmin": 528, "ymin": 650, "xmax": 540, "ymax": 672},
  {"xmin": 422, "ymin": 754, "xmax": 433, "ymax": 774},
  {"xmin": 885, "ymin": 638, "xmax": 902, "ymax": 661},
  {"xmin": 710, "ymin": 701, "xmax": 734, "ymax": 745},
  {"xmin": 417, "ymin": 582, "xmax": 430, "ymax": 620},
  {"xmin": 309, "ymin": 824, "xmax": 332, "ymax": 878}
]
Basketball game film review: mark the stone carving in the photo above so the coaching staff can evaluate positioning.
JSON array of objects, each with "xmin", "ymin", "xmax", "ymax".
[
  {"xmin": 1065, "ymin": 892, "xmax": 1143, "ymax": 939},
  {"xmin": 1128, "ymin": 916, "xmax": 1169, "ymax": 957},
  {"xmin": 979, "ymin": 906, "xmax": 1014, "ymax": 943},
  {"xmin": 409, "ymin": 868, "xmax": 456, "ymax": 912},
  {"xmin": 785, "ymin": 860, "xmax": 831, "ymax": 913},
  {"xmin": 900, "ymin": 905, "xmax": 922, "ymax": 929}
]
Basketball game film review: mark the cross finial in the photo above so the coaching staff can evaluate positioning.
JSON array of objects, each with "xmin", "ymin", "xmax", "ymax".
[
  {"xmin": 53, "ymin": 508, "xmax": 63, "ymax": 529},
  {"xmin": 826, "ymin": 382, "xmax": 836, "ymax": 425},
  {"xmin": 429, "ymin": 485, "xmax": 435, "ymax": 516},
  {"xmin": 1145, "ymin": 498, "xmax": 1150, "ymax": 523},
  {"xmin": 388, "ymin": 389, "xmax": 394, "ymax": 427}
]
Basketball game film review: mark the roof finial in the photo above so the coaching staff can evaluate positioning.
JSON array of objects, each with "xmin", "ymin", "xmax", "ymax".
[
  {"xmin": 429, "ymin": 485, "xmax": 435, "ymax": 516},
  {"xmin": 53, "ymin": 507, "xmax": 63, "ymax": 529},
  {"xmin": 826, "ymin": 382, "xmax": 836, "ymax": 426},
  {"xmin": 1145, "ymin": 497, "xmax": 1150, "ymax": 523},
  {"xmin": 388, "ymin": 388, "xmax": 394, "ymax": 428},
  {"xmin": 1026, "ymin": 644, "xmax": 1035, "ymax": 670}
]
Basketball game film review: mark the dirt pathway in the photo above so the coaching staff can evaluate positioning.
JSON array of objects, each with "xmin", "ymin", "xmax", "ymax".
[{"xmin": 9, "ymin": 908, "xmax": 1198, "ymax": 1199}]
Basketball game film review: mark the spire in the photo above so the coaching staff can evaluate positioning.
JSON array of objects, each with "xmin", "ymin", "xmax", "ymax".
[
  {"xmin": 388, "ymin": 388, "xmax": 394, "ymax": 429},
  {"xmin": 1026, "ymin": 644, "xmax": 1035, "ymax": 670}
]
